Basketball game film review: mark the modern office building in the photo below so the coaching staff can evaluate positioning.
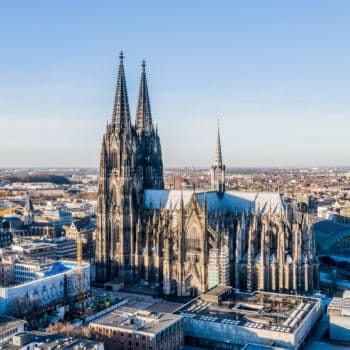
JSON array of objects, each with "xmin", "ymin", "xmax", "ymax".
[{"xmin": 177, "ymin": 286, "xmax": 321, "ymax": 349}]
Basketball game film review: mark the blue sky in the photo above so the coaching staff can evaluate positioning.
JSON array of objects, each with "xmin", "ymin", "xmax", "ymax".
[{"xmin": 1, "ymin": 1, "xmax": 350, "ymax": 168}]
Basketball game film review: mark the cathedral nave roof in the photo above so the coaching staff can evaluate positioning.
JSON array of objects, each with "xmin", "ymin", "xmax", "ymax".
[{"xmin": 144, "ymin": 189, "xmax": 284, "ymax": 215}]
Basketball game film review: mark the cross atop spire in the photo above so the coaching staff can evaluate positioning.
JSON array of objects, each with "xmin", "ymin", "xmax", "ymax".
[
  {"xmin": 112, "ymin": 51, "xmax": 131, "ymax": 133},
  {"xmin": 135, "ymin": 60, "xmax": 153, "ymax": 135}
]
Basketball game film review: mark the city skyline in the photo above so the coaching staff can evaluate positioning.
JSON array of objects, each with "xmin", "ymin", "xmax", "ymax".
[{"xmin": 1, "ymin": 1, "xmax": 350, "ymax": 168}]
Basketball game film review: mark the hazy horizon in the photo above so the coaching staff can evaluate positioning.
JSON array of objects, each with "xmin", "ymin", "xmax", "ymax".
[
  {"xmin": 1, "ymin": 165, "xmax": 350, "ymax": 171},
  {"xmin": 1, "ymin": 1, "xmax": 350, "ymax": 168}
]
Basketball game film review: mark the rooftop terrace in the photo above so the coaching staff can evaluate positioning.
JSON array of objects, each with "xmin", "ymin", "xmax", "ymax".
[
  {"xmin": 90, "ymin": 306, "xmax": 182, "ymax": 335},
  {"xmin": 177, "ymin": 289, "xmax": 319, "ymax": 335}
]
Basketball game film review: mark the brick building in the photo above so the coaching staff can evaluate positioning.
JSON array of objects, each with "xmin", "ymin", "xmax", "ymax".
[{"xmin": 89, "ymin": 307, "xmax": 183, "ymax": 350}]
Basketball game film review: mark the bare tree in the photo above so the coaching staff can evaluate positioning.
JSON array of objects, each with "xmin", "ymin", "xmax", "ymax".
[{"xmin": 7, "ymin": 296, "xmax": 24, "ymax": 318}]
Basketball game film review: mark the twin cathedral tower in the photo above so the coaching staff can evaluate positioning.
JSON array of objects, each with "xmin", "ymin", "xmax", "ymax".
[
  {"xmin": 95, "ymin": 52, "xmax": 318, "ymax": 296},
  {"xmin": 95, "ymin": 52, "xmax": 163, "ymax": 283}
]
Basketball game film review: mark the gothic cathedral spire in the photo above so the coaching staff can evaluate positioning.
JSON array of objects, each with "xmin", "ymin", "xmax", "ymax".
[
  {"xmin": 210, "ymin": 122, "xmax": 226, "ymax": 194},
  {"xmin": 96, "ymin": 52, "xmax": 138, "ymax": 283},
  {"xmin": 215, "ymin": 122, "xmax": 223, "ymax": 167},
  {"xmin": 135, "ymin": 60, "xmax": 164, "ymax": 189},
  {"xmin": 112, "ymin": 51, "xmax": 131, "ymax": 133},
  {"xmin": 135, "ymin": 60, "xmax": 153, "ymax": 135}
]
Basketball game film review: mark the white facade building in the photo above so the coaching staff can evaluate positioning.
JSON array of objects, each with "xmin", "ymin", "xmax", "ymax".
[
  {"xmin": 0, "ymin": 260, "xmax": 90, "ymax": 314},
  {"xmin": 0, "ymin": 316, "xmax": 26, "ymax": 345}
]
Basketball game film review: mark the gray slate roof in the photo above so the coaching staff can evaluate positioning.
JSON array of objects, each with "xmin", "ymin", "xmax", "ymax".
[{"xmin": 144, "ymin": 189, "xmax": 284, "ymax": 215}]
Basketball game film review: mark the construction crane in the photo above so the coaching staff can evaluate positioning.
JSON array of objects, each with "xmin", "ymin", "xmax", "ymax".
[{"xmin": 76, "ymin": 234, "xmax": 84, "ymax": 312}]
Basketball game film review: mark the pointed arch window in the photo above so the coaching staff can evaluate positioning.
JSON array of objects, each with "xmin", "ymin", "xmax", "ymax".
[
  {"xmin": 111, "ymin": 150, "xmax": 118, "ymax": 169},
  {"xmin": 186, "ymin": 227, "xmax": 201, "ymax": 252}
]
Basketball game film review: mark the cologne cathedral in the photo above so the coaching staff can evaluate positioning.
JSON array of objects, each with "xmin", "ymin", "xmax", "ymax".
[{"xmin": 95, "ymin": 53, "xmax": 319, "ymax": 296}]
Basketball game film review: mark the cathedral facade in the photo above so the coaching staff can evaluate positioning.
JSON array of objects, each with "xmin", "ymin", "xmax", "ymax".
[{"xmin": 95, "ymin": 53, "xmax": 319, "ymax": 296}]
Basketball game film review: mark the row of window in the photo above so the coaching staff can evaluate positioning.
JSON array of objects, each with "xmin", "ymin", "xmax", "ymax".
[{"xmin": 0, "ymin": 327, "xmax": 19, "ymax": 341}]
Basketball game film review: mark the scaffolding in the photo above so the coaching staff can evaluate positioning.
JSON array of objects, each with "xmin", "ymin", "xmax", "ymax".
[
  {"xmin": 208, "ymin": 247, "xmax": 230, "ymax": 289},
  {"xmin": 208, "ymin": 249, "xmax": 220, "ymax": 289},
  {"xmin": 219, "ymin": 245, "xmax": 230, "ymax": 286}
]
